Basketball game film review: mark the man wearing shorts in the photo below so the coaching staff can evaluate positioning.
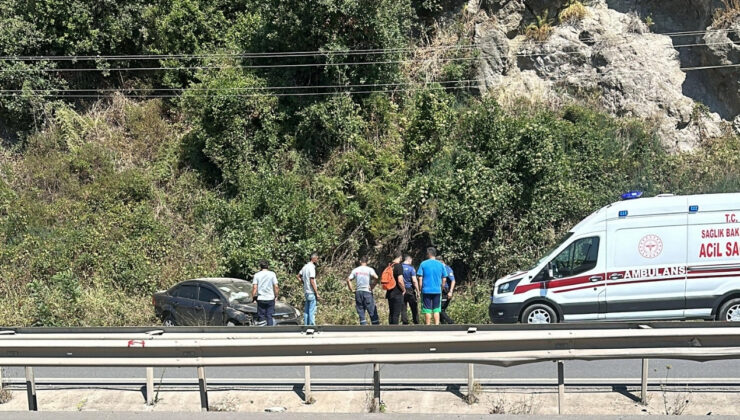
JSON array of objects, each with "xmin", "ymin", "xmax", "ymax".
[{"xmin": 416, "ymin": 247, "xmax": 447, "ymax": 325}]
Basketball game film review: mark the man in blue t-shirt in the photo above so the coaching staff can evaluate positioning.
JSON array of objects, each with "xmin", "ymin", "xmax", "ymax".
[
  {"xmin": 417, "ymin": 246, "xmax": 448, "ymax": 325},
  {"xmin": 439, "ymin": 259, "xmax": 456, "ymax": 325},
  {"xmin": 401, "ymin": 255, "xmax": 420, "ymax": 324}
]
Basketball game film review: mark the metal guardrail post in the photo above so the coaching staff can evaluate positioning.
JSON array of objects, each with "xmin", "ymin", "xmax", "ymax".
[
  {"xmin": 304, "ymin": 365, "xmax": 312, "ymax": 403},
  {"xmin": 557, "ymin": 361, "xmax": 564, "ymax": 415},
  {"xmin": 641, "ymin": 359, "xmax": 649, "ymax": 404},
  {"xmin": 146, "ymin": 367, "xmax": 154, "ymax": 405},
  {"xmin": 373, "ymin": 363, "xmax": 381, "ymax": 412},
  {"xmin": 467, "ymin": 363, "xmax": 475, "ymax": 401},
  {"xmin": 197, "ymin": 366, "xmax": 208, "ymax": 412},
  {"xmin": 25, "ymin": 367, "xmax": 38, "ymax": 411}
]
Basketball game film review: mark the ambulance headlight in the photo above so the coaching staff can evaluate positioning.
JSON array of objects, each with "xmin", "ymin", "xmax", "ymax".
[{"xmin": 497, "ymin": 279, "xmax": 521, "ymax": 294}]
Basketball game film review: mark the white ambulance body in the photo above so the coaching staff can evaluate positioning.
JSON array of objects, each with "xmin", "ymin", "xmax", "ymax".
[{"xmin": 489, "ymin": 193, "xmax": 740, "ymax": 324}]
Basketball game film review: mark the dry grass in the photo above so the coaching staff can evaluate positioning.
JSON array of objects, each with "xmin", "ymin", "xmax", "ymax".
[
  {"xmin": 713, "ymin": 0, "xmax": 740, "ymax": 28},
  {"xmin": 0, "ymin": 369, "xmax": 11, "ymax": 405},
  {"xmin": 489, "ymin": 394, "xmax": 536, "ymax": 414},
  {"xmin": 525, "ymin": 10, "xmax": 554, "ymax": 42},
  {"xmin": 559, "ymin": 1, "xmax": 587, "ymax": 24},
  {"xmin": 209, "ymin": 394, "xmax": 239, "ymax": 412}
]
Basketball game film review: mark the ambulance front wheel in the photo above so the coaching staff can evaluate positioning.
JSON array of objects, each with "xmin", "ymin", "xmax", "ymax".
[
  {"xmin": 521, "ymin": 303, "xmax": 558, "ymax": 324},
  {"xmin": 718, "ymin": 298, "xmax": 740, "ymax": 322}
]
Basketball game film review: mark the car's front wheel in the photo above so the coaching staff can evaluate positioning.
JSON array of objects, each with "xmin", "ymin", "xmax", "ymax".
[
  {"xmin": 521, "ymin": 303, "xmax": 557, "ymax": 324},
  {"xmin": 718, "ymin": 298, "xmax": 740, "ymax": 322},
  {"xmin": 163, "ymin": 313, "xmax": 176, "ymax": 327}
]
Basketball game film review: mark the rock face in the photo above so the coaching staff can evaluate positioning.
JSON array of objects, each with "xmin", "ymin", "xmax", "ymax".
[{"xmin": 473, "ymin": 0, "xmax": 736, "ymax": 149}]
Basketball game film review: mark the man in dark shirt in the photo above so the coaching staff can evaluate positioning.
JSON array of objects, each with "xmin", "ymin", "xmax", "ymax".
[
  {"xmin": 401, "ymin": 254, "xmax": 420, "ymax": 324},
  {"xmin": 386, "ymin": 251, "xmax": 406, "ymax": 324},
  {"xmin": 439, "ymin": 259, "xmax": 456, "ymax": 325}
]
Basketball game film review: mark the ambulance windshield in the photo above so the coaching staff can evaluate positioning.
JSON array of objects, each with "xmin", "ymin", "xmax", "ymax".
[{"xmin": 529, "ymin": 232, "xmax": 574, "ymax": 270}]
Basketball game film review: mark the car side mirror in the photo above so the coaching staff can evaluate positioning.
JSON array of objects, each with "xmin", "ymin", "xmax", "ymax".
[
  {"xmin": 547, "ymin": 263, "xmax": 554, "ymax": 280},
  {"xmin": 210, "ymin": 298, "xmax": 222, "ymax": 305}
]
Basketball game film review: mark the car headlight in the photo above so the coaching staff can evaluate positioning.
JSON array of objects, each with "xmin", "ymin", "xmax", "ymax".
[{"xmin": 497, "ymin": 279, "xmax": 522, "ymax": 294}]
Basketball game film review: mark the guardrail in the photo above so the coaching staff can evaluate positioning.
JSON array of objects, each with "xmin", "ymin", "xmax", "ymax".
[{"xmin": 2, "ymin": 323, "xmax": 740, "ymax": 413}]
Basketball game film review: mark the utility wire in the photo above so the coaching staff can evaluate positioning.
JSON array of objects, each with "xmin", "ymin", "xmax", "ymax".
[
  {"xmin": 0, "ymin": 85, "xmax": 476, "ymax": 99},
  {"xmin": 0, "ymin": 28, "xmax": 735, "ymax": 61},
  {"xmin": 0, "ymin": 41, "xmax": 737, "ymax": 73},
  {"xmin": 0, "ymin": 79, "xmax": 481, "ymax": 93}
]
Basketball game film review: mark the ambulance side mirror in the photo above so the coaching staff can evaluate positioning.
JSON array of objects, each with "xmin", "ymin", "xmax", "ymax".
[{"xmin": 547, "ymin": 262, "xmax": 554, "ymax": 279}]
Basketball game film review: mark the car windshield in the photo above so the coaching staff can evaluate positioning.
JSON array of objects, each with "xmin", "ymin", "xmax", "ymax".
[
  {"xmin": 528, "ymin": 232, "xmax": 574, "ymax": 271},
  {"xmin": 216, "ymin": 282, "xmax": 252, "ymax": 304}
]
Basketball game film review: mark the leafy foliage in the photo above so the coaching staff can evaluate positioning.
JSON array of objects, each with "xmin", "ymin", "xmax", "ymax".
[{"xmin": 0, "ymin": 1, "xmax": 739, "ymax": 327}]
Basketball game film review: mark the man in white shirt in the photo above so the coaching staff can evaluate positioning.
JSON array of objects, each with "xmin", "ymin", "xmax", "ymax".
[
  {"xmin": 252, "ymin": 260, "xmax": 279, "ymax": 326},
  {"xmin": 347, "ymin": 256, "xmax": 379, "ymax": 325},
  {"xmin": 297, "ymin": 253, "xmax": 320, "ymax": 325}
]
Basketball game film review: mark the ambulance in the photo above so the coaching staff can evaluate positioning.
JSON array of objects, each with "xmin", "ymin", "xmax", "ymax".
[{"xmin": 490, "ymin": 192, "xmax": 740, "ymax": 323}]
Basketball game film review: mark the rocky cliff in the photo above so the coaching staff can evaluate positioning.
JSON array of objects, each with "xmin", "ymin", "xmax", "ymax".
[{"xmin": 469, "ymin": 0, "xmax": 739, "ymax": 150}]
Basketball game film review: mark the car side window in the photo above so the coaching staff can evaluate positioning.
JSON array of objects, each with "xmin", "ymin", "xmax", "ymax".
[
  {"xmin": 198, "ymin": 287, "xmax": 220, "ymax": 303},
  {"xmin": 551, "ymin": 237, "xmax": 600, "ymax": 278},
  {"xmin": 173, "ymin": 284, "xmax": 198, "ymax": 300}
]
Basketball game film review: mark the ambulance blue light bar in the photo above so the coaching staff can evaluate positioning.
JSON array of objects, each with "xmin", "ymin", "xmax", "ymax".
[
  {"xmin": 618, "ymin": 210, "xmax": 628, "ymax": 217},
  {"xmin": 689, "ymin": 205, "xmax": 699, "ymax": 212},
  {"xmin": 621, "ymin": 190, "xmax": 643, "ymax": 200}
]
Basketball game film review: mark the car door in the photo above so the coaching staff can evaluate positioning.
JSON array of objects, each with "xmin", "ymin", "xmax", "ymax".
[
  {"xmin": 171, "ymin": 283, "xmax": 199, "ymax": 325},
  {"xmin": 546, "ymin": 235, "xmax": 606, "ymax": 321},
  {"xmin": 197, "ymin": 284, "xmax": 226, "ymax": 326}
]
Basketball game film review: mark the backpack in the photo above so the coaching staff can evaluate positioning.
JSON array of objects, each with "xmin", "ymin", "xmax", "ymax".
[{"xmin": 380, "ymin": 263, "xmax": 397, "ymax": 291}]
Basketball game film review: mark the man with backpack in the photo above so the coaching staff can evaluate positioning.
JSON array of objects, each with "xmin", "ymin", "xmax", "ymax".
[
  {"xmin": 417, "ymin": 247, "xmax": 447, "ymax": 325},
  {"xmin": 346, "ymin": 256, "xmax": 380, "ymax": 325},
  {"xmin": 381, "ymin": 251, "xmax": 406, "ymax": 324},
  {"xmin": 401, "ymin": 254, "xmax": 420, "ymax": 325}
]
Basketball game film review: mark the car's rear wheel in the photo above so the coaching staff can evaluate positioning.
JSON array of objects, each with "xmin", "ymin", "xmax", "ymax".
[
  {"xmin": 163, "ymin": 313, "xmax": 176, "ymax": 327},
  {"xmin": 719, "ymin": 298, "xmax": 740, "ymax": 322},
  {"xmin": 521, "ymin": 303, "xmax": 557, "ymax": 324}
]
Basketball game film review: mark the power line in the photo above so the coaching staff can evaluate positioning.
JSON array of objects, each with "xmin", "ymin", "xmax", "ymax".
[
  {"xmin": 0, "ymin": 28, "xmax": 735, "ymax": 62},
  {"xmin": 1, "ymin": 60, "xmax": 738, "ymax": 99},
  {"xmin": 681, "ymin": 63, "xmax": 740, "ymax": 71},
  {"xmin": 0, "ymin": 79, "xmax": 480, "ymax": 93},
  {"xmin": 0, "ymin": 84, "xmax": 476, "ymax": 99},
  {"xmin": 0, "ymin": 40, "xmax": 737, "ymax": 73}
]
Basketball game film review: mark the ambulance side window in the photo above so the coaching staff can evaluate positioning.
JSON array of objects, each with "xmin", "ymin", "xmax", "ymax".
[{"xmin": 551, "ymin": 237, "xmax": 600, "ymax": 278}]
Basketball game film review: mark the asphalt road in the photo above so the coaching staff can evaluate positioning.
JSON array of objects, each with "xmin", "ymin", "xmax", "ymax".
[{"xmin": 3, "ymin": 359, "xmax": 740, "ymax": 385}]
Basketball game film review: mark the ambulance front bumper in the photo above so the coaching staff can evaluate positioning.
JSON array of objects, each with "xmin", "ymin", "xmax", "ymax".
[{"xmin": 488, "ymin": 299, "xmax": 522, "ymax": 324}]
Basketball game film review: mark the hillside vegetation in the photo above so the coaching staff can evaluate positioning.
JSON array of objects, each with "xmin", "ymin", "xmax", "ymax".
[{"xmin": 1, "ymin": 1, "xmax": 739, "ymax": 326}]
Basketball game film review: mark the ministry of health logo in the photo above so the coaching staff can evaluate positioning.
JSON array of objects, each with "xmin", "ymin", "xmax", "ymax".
[{"xmin": 638, "ymin": 234, "xmax": 663, "ymax": 259}]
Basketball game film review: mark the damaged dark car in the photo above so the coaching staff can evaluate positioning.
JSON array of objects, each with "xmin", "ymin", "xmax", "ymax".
[{"xmin": 153, "ymin": 278, "xmax": 301, "ymax": 326}]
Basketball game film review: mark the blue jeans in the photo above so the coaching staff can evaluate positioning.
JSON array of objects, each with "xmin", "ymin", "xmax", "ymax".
[
  {"xmin": 304, "ymin": 293, "xmax": 317, "ymax": 325},
  {"xmin": 354, "ymin": 291, "xmax": 379, "ymax": 325},
  {"xmin": 257, "ymin": 299, "xmax": 275, "ymax": 326}
]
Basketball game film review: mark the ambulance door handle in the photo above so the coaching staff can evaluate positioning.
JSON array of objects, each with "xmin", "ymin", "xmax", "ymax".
[
  {"xmin": 610, "ymin": 273, "xmax": 624, "ymax": 280},
  {"xmin": 589, "ymin": 276, "xmax": 602, "ymax": 282}
]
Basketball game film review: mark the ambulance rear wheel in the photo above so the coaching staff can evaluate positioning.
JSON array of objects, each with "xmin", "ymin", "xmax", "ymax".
[
  {"xmin": 719, "ymin": 298, "xmax": 740, "ymax": 322},
  {"xmin": 522, "ymin": 303, "xmax": 557, "ymax": 324}
]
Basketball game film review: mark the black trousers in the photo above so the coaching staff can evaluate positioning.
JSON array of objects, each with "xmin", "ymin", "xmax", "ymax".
[
  {"xmin": 387, "ymin": 292, "xmax": 404, "ymax": 325},
  {"xmin": 440, "ymin": 295, "xmax": 454, "ymax": 324},
  {"xmin": 401, "ymin": 291, "xmax": 419, "ymax": 324}
]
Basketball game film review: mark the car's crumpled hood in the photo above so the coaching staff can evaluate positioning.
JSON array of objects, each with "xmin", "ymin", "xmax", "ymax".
[{"xmin": 232, "ymin": 301, "xmax": 296, "ymax": 316}]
